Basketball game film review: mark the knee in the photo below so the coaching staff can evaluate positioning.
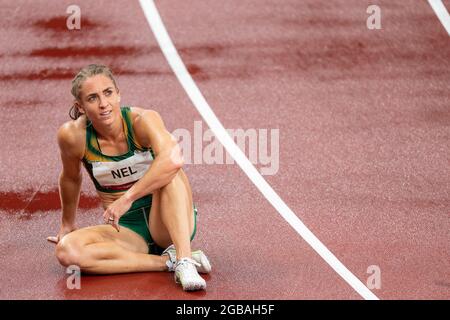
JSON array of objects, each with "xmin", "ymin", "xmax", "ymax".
[
  {"xmin": 160, "ymin": 171, "xmax": 184, "ymax": 194},
  {"xmin": 159, "ymin": 171, "xmax": 188, "ymax": 199},
  {"xmin": 55, "ymin": 237, "xmax": 83, "ymax": 267}
]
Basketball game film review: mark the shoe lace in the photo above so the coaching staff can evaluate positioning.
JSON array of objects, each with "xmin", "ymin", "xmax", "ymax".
[{"xmin": 176, "ymin": 257, "xmax": 201, "ymax": 269}]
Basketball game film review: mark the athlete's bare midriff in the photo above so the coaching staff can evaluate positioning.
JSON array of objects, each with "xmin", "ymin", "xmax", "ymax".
[{"xmin": 97, "ymin": 189, "xmax": 126, "ymax": 209}]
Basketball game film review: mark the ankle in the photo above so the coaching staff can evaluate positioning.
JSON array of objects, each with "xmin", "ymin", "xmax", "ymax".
[
  {"xmin": 176, "ymin": 250, "xmax": 192, "ymax": 260},
  {"xmin": 162, "ymin": 255, "xmax": 173, "ymax": 272}
]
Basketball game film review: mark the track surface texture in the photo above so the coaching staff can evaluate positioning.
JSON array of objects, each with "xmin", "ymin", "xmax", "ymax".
[{"xmin": 0, "ymin": 0, "xmax": 449, "ymax": 299}]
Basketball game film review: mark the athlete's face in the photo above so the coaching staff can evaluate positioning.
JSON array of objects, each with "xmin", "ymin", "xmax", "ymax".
[{"xmin": 78, "ymin": 74, "xmax": 121, "ymax": 126}]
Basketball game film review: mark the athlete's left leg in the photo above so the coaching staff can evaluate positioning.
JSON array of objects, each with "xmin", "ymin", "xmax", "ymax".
[
  {"xmin": 148, "ymin": 168, "xmax": 209, "ymax": 290},
  {"xmin": 148, "ymin": 168, "xmax": 195, "ymax": 260}
]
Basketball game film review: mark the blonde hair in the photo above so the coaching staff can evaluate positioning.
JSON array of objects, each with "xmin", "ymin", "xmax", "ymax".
[{"xmin": 69, "ymin": 64, "xmax": 118, "ymax": 120}]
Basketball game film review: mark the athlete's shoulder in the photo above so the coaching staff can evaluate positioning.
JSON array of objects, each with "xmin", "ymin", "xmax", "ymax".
[
  {"xmin": 129, "ymin": 107, "xmax": 166, "ymax": 148},
  {"xmin": 129, "ymin": 106, "xmax": 165, "ymax": 131},
  {"xmin": 129, "ymin": 106, "xmax": 162, "ymax": 123},
  {"xmin": 57, "ymin": 116, "xmax": 86, "ymax": 158}
]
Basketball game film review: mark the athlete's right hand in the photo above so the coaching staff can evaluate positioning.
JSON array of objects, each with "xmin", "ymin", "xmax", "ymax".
[{"xmin": 46, "ymin": 225, "xmax": 77, "ymax": 244}]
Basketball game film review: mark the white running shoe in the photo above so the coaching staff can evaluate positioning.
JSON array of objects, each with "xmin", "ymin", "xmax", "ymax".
[
  {"xmin": 174, "ymin": 258, "xmax": 206, "ymax": 291},
  {"xmin": 162, "ymin": 245, "xmax": 212, "ymax": 274}
]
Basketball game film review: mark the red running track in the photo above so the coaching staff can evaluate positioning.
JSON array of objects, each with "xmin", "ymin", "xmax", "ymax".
[{"xmin": 0, "ymin": 0, "xmax": 449, "ymax": 299}]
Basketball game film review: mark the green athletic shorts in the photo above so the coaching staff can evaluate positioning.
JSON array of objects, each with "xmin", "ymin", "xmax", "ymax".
[{"xmin": 118, "ymin": 195, "xmax": 198, "ymax": 255}]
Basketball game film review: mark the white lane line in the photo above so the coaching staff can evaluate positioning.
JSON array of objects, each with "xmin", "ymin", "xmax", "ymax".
[
  {"xmin": 428, "ymin": 0, "xmax": 450, "ymax": 35},
  {"xmin": 138, "ymin": 0, "xmax": 379, "ymax": 300}
]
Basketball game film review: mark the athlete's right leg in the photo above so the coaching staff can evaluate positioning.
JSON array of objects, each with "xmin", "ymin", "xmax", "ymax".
[{"xmin": 55, "ymin": 224, "xmax": 168, "ymax": 274}]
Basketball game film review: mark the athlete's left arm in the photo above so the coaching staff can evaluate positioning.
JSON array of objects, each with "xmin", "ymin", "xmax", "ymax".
[
  {"xmin": 103, "ymin": 108, "xmax": 183, "ymax": 229},
  {"xmin": 126, "ymin": 108, "xmax": 184, "ymax": 199}
]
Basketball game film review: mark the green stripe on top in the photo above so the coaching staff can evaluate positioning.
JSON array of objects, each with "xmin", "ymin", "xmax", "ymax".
[
  {"xmin": 121, "ymin": 106, "xmax": 137, "ymax": 151},
  {"xmin": 121, "ymin": 106, "xmax": 155, "ymax": 157}
]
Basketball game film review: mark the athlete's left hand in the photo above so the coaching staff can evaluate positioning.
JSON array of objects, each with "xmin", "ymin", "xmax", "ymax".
[{"xmin": 103, "ymin": 196, "xmax": 132, "ymax": 232}]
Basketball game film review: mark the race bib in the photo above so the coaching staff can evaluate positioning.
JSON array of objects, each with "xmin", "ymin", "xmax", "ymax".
[{"xmin": 91, "ymin": 150, "xmax": 153, "ymax": 188}]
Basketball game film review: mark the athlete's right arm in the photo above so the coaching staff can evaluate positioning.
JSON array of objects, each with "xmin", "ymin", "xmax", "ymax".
[{"xmin": 47, "ymin": 122, "xmax": 84, "ymax": 244}]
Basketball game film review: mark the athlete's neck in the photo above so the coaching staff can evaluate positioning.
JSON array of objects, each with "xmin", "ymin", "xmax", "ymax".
[{"xmin": 94, "ymin": 115, "xmax": 124, "ymax": 143}]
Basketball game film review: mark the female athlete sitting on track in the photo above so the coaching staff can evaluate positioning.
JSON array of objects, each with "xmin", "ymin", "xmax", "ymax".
[{"xmin": 47, "ymin": 64, "xmax": 211, "ymax": 291}]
